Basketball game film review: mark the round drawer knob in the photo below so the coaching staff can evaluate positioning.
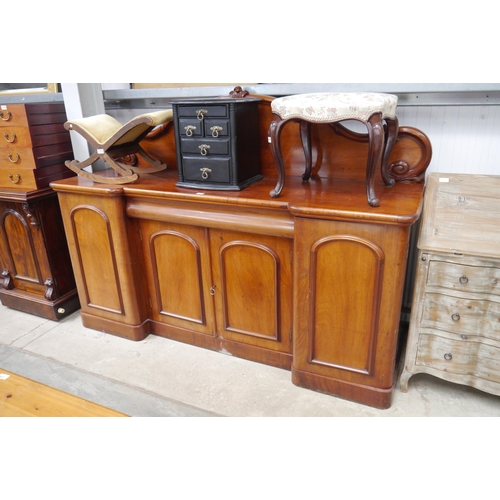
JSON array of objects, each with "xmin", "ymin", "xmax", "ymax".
[
  {"xmin": 444, "ymin": 353, "xmax": 453, "ymax": 361},
  {"xmin": 459, "ymin": 275, "xmax": 469, "ymax": 284},
  {"xmin": 451, "ymin": 313, "xmax": 460, "ymax": 321}
]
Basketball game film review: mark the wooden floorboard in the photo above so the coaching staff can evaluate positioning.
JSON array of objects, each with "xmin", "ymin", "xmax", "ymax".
[{"xmin": 0, "ymin": 368, "xmax": 127, "ymax": 417}]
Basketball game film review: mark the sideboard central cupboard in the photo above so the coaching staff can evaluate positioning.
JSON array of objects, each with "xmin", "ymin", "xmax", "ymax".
[{"xmin": 50, "ymin": 97, "xmax": 431, "ymax": 408}]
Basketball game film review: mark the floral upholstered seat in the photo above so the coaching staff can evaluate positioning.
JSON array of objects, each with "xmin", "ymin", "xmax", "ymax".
[{"xmin": 271, "ymin": 92, "xmax": 398, "ymax": 123}]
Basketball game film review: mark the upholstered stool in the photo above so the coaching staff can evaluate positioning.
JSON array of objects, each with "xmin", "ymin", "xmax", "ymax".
[
  {"xmin": 64, "ymin": 109, "xmax": 173, "ymax": 184},
  {"xmin": 268, "ymin": 92, "xmax": 399, "ymax": 207}
]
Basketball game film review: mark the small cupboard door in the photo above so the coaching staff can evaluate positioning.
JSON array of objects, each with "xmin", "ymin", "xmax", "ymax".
[
  {"xmin": 209, "ymin": 229, "xmax": 293, "ymax": 353},
  {"xmin": 140, "ymin": 220, "xmax": 216, "ymax": 335},
  {"xmin": 0, "ymin": 200, "xmax": 50, "ymax": 296}
]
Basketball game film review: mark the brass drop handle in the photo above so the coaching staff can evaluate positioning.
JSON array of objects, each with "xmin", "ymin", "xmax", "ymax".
[
  {"xmin": 211, "ymin": 126, "xmax": 223, "ymax": 138},
  {"xmin": 199, "ymin": 144, "xmax": 210, "ymax": 156},
  {"xmin": 444, "ymin": 353, "xmax": 453, "ymax": 361},
  {"xmin": 8, "ymin": 174, "xmax": 21, "ymax": 184},
  {"xmin": 184, "ymin": 125, "xmax": 196, "ymax": 137},
  {"xmin": 8, "ymin": 153, "xmax": 20, "ymax": 163},
  {"xmin": 451, "ymin": 313, "xmax": 460, "ymax": 321},
  {"xmin": 209, "ymin": 285, "xmax": 216, "ymax": 295},
  {"xmin": 196, "ymin": 109, "xmax": 207, "ymax": 121},
  {"xmin": 459, "ymin": 275, "xmax": 469, "ymax": 284},
  {"xmin": 4, "ymin": 132, "xmax": 16, "ymax": 143},
  {"xmin": 0, "ymin": 110, "xmax": 12, "ymax": 121},
  {"xmin": 200, "ymin": 168, "xmax": 212, "ymax": 179}
]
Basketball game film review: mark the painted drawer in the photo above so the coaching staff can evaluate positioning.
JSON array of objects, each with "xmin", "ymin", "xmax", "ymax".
[
  {"xmin": 180, "ymin": 138, "xmax": 230, "ymax": 156},
  {"xmin": 421, "ymin": 292, "xmax": 500, "ymax": 341},
  {"xmin": 427, "ymin": 260, "xmax": 500, "ymax": 296},
  {"xmin": 415, "ymin": 332, "xmax": 500, "ymax": 383},
  {"xmin": 182, "ymin": 157, "xmax": 231, "ymax": 183}
]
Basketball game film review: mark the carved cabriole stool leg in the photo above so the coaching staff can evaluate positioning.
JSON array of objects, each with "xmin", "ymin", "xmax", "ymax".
[
  {"xmin": 300, "ymin": 121, "xmax": 312, "ymax": 181},
  {"xmin": 269, "ymin": 117, "xmax": 288, "ymax": 198},
  {"xmin": 381, "ymin": 116, "xmax": 399, "ymax": 187},
  {"xmin": 365, "ymin": 113, "xmax": 385, "ymax": 207}
]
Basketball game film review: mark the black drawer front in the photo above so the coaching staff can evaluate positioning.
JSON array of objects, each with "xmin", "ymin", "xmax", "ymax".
[
  {"xmin": 178, "ymin": 105, "xmax": 228, "ymax": 119},
  {"xmin": 182, "ymin": 157, "xmax": 231, "ymax": 183},
  {"xmin": 180, "ymin": 138, "xmax": 229, "ymax": 156},
  {"xmin": 204, "ymin": 119, "xmax": 230, "ymax": 138},
  {"xmin": 179, "ymin": 119, "xmax": 202, "ymax": 137}
]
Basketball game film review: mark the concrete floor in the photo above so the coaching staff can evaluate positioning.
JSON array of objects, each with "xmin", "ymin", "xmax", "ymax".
[{"xmin": 1, "ymin": 304, "xmax": 499, "ymax": 417}]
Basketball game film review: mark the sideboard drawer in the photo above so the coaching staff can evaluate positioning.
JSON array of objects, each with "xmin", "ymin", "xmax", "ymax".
[{"xmin": 427, "ymin": 260, "xmax": 500, "ymax": 296}]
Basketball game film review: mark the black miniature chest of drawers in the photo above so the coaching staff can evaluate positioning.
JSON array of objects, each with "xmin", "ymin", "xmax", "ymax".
[{"xmin": 171, "ymin": 97, "xmax": 262, "ymax": 190}]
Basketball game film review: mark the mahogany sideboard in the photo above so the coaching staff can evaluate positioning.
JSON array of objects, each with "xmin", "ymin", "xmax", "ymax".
[{"xmin": 50, "ymin": 98, "xmax": 431, "ymax": 408}]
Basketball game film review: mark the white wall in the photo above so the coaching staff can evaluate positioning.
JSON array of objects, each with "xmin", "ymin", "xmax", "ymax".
[
  {"xmin": 397, "ymin": 105, "xmax": 500, "ymax": 176},
  {"xmin": 97, "ymin": 84, "xmax": 500, "ymax": 178}
]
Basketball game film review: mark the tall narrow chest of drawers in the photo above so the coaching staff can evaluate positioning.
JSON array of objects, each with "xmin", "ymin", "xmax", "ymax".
[
  {"xmin": 401, "ymin": 173, "xmax": 500, "ymax": 396},
  {"xmin": 0, "ymin": 103, "xmax": 75, "ymax": 190},
  {"xmin": 0, "ymin": 102, "xmax": 79, "ymax": 320}
]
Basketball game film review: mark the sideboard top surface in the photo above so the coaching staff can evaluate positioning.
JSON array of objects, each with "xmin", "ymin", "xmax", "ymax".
[
  {"xmin": 50, "ymin": 168, "xmax": 425, "ymax": 226},
  {"xmin": 50, "ymin": 96, "xmax": 431, "ymax": 226},
  {"xmin": 418, "ymin": 173, "xmax": 500, "ymax": 258}
]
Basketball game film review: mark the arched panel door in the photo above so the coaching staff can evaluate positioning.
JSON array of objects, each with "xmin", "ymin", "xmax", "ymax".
[
  {"xmin": 141, "ymin": 220, "xmax": 215, "ymax": 336},
  {"xmin": 71, "ymin": 205, "xmax": 124, "ymax": 314},
  {"xmin": 293, "ymin": 216, "xmax": 412, "ymax": 408},
  {"xmin": 210, "ymin": 229, "xmax": 293, "ymax": 353},
  {"xmin": 309, "ymin": 235, "xmax": 384, "ymax": 375},
  {"xmin": 0, "ymin": 207, "xmax": 43, "ymax": 293}
]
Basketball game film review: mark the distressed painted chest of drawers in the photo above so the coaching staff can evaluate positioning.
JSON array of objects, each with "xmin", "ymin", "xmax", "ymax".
[
  {"xmin": 171, "ymin": 97, "xmax": 263, "ymax": 190},
  {"xmin": 401, "ymin": 173, "xmax": 500, "ymax": 396}
]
